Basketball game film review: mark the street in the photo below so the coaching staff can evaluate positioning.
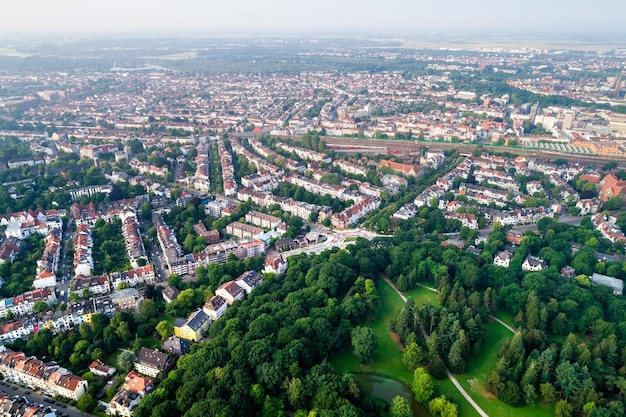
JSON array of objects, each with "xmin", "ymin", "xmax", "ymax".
[{"xmin": 0, "ymin": 382, "xmax": 94, "ymax": 417}]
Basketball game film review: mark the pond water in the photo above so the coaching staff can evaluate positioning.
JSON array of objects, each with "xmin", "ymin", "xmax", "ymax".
[{"xmin": 357, "ymin": 373, "xmax": 430, "ymax": 416}]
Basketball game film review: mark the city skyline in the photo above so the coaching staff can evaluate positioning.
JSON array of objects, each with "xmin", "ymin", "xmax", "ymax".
[{"xmin": 1, "ymin": 0, "xmax": 625, "ymax": 37}]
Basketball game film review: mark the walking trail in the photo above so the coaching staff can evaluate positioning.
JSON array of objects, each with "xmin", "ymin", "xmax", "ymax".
[{"xmin": 381, "ymin": 276, "xmax": 490, "ymax": 417}]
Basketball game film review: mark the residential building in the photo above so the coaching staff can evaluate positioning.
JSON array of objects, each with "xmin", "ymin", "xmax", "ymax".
[
  {"xmin": 174, "ymin": 309, "xmax": 210, "ymax": 342},
  {"xmin": 522, "ymin": 255, "xmax": 548, "ymax": 271},
  {"xmin": 110, "ymin": 288, "xmax": 142, "ymax": 312},
  {"xmin": 88, "ymin": 361, "xmax": 115, "ymax": 378},
  {"xmin": 202, "ymin": 295, "xmax": 228, "ymax": 321},
  {"xmin": 216, "ymin": 281, "xmax": 244, "ymax": 305},
  {"xmin": 162, "ymin": 286, "xmax": 180, "ymax": 303},
  {"xmin": 591, "ymin": 273, "xmax": 624, "ymax": 295},
  {"xmin": 135, "ymin": 348, "xmax": 174, "ymax": 378},
  {"xmin": 494, "ymin": 251, "xmax": 514, "ymax": 268},
  {"xmin": 161, "ymin": 336, "xmax": 191, "ymax": 356}
]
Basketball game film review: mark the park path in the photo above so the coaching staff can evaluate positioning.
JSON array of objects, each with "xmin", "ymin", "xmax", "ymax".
[{"xmin": 381, "ymin": 275, "xmax": 490, "ymax": 417}]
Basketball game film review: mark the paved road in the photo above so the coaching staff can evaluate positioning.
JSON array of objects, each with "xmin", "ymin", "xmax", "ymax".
[{"xmin": 0, "ymin": 382, "xmax": 93, "ymax": 417}]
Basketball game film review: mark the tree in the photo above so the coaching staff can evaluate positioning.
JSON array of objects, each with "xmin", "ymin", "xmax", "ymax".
[
  {"xmin": 402, "ymin": 342, "xmax": 425, "ymax": 370},
  {"xmin": 428, "ymin": 395, "xmax": 458, "ymax": 417},
  {"xmin": 117, "ymin": 350, "xmax": 136, "ymax": 372},
  {"xmin": 447, "ymin": 339, "xmax": 466, "ymax": 373},
  {"xmin": 603, "ymin": 197, "xmax": 623, "ymax": 211},
  {"xmin": 391, "ymin": 396, "xmax": 412, "ymax": 417},
  {"xmin": 540, "ymin": 382, "xmax": 558, "ymax": 403},
  {"xmin": 351, "ymin": 326, "xmax": 377, "ymax": 363},
  {"xmin": 32, "ymin": 300, "xmax": 48, "ymax": 314},
  {"xmin": 77, "ymin": 393, "xmax": 98, "ymax": 412},
  {"xmin": 555, "ymin": 400, "xmax": 574, "ymax": 417},
  {"xmin": 412, "ymin": 367, "xmax": 434, "ymax": 404},
  {"xmin": 156, "ymin": 320, "xmax": 174, "ymax": 341}
]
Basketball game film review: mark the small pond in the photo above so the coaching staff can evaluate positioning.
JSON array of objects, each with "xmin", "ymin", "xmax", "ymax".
[{"xmin": 357, "ymin": 373, "xmax": 430, "ymax": 416}]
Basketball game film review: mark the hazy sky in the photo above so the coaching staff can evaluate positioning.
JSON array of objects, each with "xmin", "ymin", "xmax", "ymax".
[{"xmin": 1, "ymin": 0, "xmax": 625, "ymax": 36}]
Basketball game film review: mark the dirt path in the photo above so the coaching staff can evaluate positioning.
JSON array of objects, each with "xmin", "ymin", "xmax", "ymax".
[{"xmin": 381, "ymin": 275, "xmax": 490, "ymax": 417}]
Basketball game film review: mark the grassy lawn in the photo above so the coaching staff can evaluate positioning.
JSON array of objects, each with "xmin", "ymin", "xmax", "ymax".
[
  {"xmin": 330, "ymin": 277, "xmax": 408, "ymax": 381},
  {"xmin": 330, "ymin": 278, "xmax": 481, "ymax": 417},
  {"xmin": 103, "ymin": 350, "xmax": 123, "ymax": 369},
  {"xmin": 405, "ymin": 285, "xmax": 439, "ymax": 308},
  {"xmin": 141, "ymin": 336, "xmax": 161, "ymax": 349},
  {"xmin": 453, "ymin": 321, "xmax": 555, "ymax": 417}
]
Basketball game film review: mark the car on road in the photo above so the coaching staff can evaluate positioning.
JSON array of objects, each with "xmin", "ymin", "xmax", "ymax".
[
  {"xmin": 11, "ymin": 386, "xmax": 17, "ymax": 390},
  {"xmin": 24, "ymin": 390, "xmax": 30, "ymax": 394}
]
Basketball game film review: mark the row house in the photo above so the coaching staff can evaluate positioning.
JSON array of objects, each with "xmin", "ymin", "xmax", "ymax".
[
  {"xmin": 225, "ymin": 221, "xmax": 264, "ymax": 239},
  {"xmin": 73, "ymin": 275, "xmax": 111, "ymax": 296},
  {"xmin": 0, "ymin": 289, "xmax": 57, "ymax": 318},
  {"xmin": 241, "ymin": 171, "xmax": 272, "ymax": 188},
  {"xmin": 277, "ymin": 142, "xmax": 331, "ymax": 163},
  {"xmin": 109, "ymin": 264, "xmax": 156, "ymax": 289},
  {"xmin": 333, "ymin": 159, "xmax": 369, "ymax": 177},
  {"xmin": 0, "ymin": 319, "xmax": 34, "ymax": 343},
  {"xmin": 217, "ymin": 139, "xmax": 237, "ymax": 196},
  {"xmin": 330, "ymin": 197, "xmax": 381, "ymax": 229},
  {"xmin": 493, "ymin": 207, "xmax": 554, "ymax": 226},
  {"xmin": 576, "ymin": 198, "xmax": 601, "ymax": 216},
  {"xmin": 414, "ymin": 186, "xmax": 446, "ymax": 208},
  {"xmin": 527, "ymin": 160, "xmax": 582, "ymax": 181},
  {"xmin": 0, "ymin": 350, "xmax": 88, "ymax": 400},
  {"xmin": 128, "ymin": 158, "xmax": 169, "ymax": 177},
  {"xmin": 230, "ymin": 137, "xmax": 282, "ymax": 174},
  {"xmin": 444, "ymin": 212, "xmax": 479, "ymax": 229},
  {"xmin": 154, "ymin": 214, "xmax": 184, "ymax": 272},
  {"xmin": 169, "ymin": 238, "xmax": 266, "ymax": 276},
  {"xmin": 249, "ymin": 137, "xmax": 304, "ymax": 172},
  {"xmin": 73, "ymin": 223, "xmax": 93, "ymax": 278},
  {"xmin": 592, "ymin": 213, "xmax": 626, "ymax": 243},
  {"xmin": 245, "ymin": 210, "xmax": 281, "ymax": 230},
  {"xmin": 80, "ymin": 144, "xmax": 117, "ymax": 159},
  {"xmin": 548, "ymin": 174, "xmax": 580, "ymax": 203},
  {"xmin": 284, "ymin": 174, "xmax": 350, "ymax": 201},
  {"xmin": 120, "ymin": 211, "xmax": 148, "ymax": 268}
]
